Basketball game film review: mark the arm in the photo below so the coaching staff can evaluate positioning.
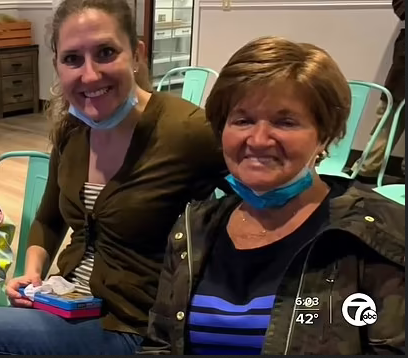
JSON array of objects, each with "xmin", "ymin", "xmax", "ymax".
[
  {"xmin": 24, "ymin": 245, "xmax": 49, "ymax": 277},
  {"xmin": 186, "ymin": 108, "xmax": 231, "ymax": 200},
  {"xmin": 141, "ymin": 230, "xmax": 175, "ymax": 354},
  {"xmin": 27, "ymin": 147, "xmax": 68, "ymax": 276}
]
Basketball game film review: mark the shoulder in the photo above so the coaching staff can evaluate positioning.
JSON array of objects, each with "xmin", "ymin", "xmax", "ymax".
[
  {"xmin": 326, "ymin": 176, "xmax": 405, "ymax": 234},
  {"xmin": 342, "ymin": 184, "xmax": 405, "ymax": 233},
  {"xmin": 150, "ymin": 92, "xmax": 224, "ymax": 168},
  {"xmin": 328, "ymin": 179, "xmax": 405, "ymax": 266},
  {"xmin": 150, "ymin": 92, "xmax": 213, "ymax": 138},
  {"xmin": 151, "ymin": 91, "xmax": 205, "ymax": 122}
]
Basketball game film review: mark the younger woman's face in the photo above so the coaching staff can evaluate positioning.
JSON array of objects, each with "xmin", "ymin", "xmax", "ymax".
[{"xmin": 55, "ymin": 9, "xmax": 136, "ymax": 121}]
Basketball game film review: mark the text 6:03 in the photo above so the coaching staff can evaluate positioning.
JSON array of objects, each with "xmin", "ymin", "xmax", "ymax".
[{"xmin": 295, "ymin": 297, "xmax": 319, "ymax": 307}]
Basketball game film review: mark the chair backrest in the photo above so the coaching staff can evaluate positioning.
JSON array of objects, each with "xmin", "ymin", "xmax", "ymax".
[
  {"xmin": 317, "ymin": 81, "xmax": 393, "ymax": 178},
  {"xmin": 156, "ymin": 66, "xmax": 219, "ymax": 106},
  {"xmin": 0, "ymin": 151, "xmax": 50, "ymax": 278},
  {"xmin": 376, "ymin": 99, "xmax": 405, "ymax": 187}
]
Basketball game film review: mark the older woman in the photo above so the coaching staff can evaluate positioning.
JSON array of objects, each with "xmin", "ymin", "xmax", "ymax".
[
  {"xmin": 143, "ymin": 37, "xmax": 405, "ymax": 355},
  {"xmin": 0, "ymin": 0, "xmax": 227, "ymax": 355}
]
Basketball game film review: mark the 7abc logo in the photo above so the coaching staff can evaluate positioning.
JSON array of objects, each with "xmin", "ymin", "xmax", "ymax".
[{"xmin": 342, "ymin": 293, "xmax": 378, "ymax": 327}]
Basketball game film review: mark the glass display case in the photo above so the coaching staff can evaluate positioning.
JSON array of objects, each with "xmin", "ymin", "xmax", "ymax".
[{"xmin": 151, "ymin": 0, "xmax": 194, "ymax": 89}]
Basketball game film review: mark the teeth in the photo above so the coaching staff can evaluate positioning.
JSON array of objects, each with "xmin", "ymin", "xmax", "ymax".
[
  {"xmin": 84, "ymin": 87, "xmax": 109, "ymax": 98},
  {"xmin": 248, "ymin": 157, "xmax": 274, "ymax": 164}
]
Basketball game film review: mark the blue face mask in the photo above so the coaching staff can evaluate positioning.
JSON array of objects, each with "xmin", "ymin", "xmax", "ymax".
[
  {"xmin": 225, "ymin": 168, "xmax": 313, "ymax": 209},
  {"xmin": 68, "ymin": 92, "xmax": 138, "ymax": 130}
]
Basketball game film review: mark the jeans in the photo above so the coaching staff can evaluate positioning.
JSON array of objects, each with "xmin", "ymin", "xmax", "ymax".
[{"xmin": 0, "ymin": 307, "xmax": 143, "ymax": 355}]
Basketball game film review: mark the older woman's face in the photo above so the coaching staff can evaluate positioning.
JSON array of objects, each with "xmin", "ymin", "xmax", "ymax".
[
  {"xmin": 222, "ymin": 83, "xmax": 324, "ymax": 192},
  {"xmin": 55, "ymin": 9, "xmax": 136, "ymax": 121}
]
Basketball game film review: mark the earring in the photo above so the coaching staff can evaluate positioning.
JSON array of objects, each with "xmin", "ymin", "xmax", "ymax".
[{"xmin": 316, "ymin": 150, "xmax": 328, "ymax": 163}]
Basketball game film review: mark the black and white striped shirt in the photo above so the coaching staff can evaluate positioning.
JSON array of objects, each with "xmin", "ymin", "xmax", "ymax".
[{"xmin": 68, "ymin": 182, "xmax": 104, "ymax": 295}]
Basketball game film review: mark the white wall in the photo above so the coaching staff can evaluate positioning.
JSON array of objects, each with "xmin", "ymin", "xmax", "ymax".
[
  {"xmin": 192, "ymin": 0, "xmax": 404, "ymax": 155},
  {"xmin": 0, "ymin": 9, "xmax": 19, "ymax": 17}
]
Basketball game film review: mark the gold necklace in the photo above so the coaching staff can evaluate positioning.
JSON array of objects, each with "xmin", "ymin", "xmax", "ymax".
[
  {"xmin": 239, "ymin": 203, "xmax": 300, "ymax": 238},
  {"xmin": 241, "ymin": 210, "xmax": 268, "ymax": 235}
]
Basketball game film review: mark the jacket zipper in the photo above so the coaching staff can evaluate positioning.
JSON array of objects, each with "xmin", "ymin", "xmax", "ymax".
[
  {"xmin": 184, "ymin": 203, "xmax": 193, "ymax": 297},
  {"xmin": 325, "ymin": 262, "xmax": 338, "ymax": 326},
  {"xmin": 284, "ymin": 244, "xmax": 315, "ymax": 355}
]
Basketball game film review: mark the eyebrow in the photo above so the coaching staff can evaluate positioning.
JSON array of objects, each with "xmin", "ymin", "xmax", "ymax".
[
  {"xmin": 230, "ymin": 108, "xmax": 250, "ymax": 117},
  {"xmin": 59, "ymin": 39, "xmax": 119, "ymax": 55},
  {"xmin": 231, "ymin": 107, "xmax": 300, "ymax": 118},
  {"xmin": 275, "ymin": 108, "xmax": 300, "ymax": 117}
]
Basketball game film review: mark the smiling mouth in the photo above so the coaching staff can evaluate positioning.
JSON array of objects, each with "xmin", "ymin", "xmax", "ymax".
[
  {"xmin": 246, "ymin": 156, "xmax": 276, "ymax": 164},
  {"xmin": 82, "ymin": 86, "xmax": 113, "ymax": 98},
  {"xmin": 244, "ymin": 156, "xmax": 285, "ymax": 168}
]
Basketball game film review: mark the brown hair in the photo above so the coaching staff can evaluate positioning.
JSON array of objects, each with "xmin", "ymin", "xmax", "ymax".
[
  {"xmin": 205, "ymin": 36, "xmax": 351, "ymax": 150},
  {"xmin": 46, "ymin": 0, "xmax": 152, "ymax": 149}
]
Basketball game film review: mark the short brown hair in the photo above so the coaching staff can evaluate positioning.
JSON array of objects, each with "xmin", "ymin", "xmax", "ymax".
[{"xmin": 205, "ymin": 37, "xmax": 351, "ymax": 148}]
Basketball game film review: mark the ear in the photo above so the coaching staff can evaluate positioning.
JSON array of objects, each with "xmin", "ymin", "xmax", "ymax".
[
  {"xmin": 133, "ymin": 41, "xmax": 146, "ymax": 73},
  {"xmin": 314, "ymin": 140, "xmax": 329, "ymax": 165},
  {"xmin": 136, "ymin": 40, "xmax": 146, "ymax": 61}
]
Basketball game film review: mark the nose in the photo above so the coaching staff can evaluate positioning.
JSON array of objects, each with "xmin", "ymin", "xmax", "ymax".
[
  {"xmin": 81, "ymin": 56, "xmax": 101, "ymax": 83},
  {"xmin": 247, "ymin": 121, "xmax": 274, "ymax": 148}
]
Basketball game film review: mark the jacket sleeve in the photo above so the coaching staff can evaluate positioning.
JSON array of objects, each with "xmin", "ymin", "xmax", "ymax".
[
  {"xmin": 140, "ymin": 230, "xmax": 175, "ymax": 354},
  {"xmin": 362, "ymin": 254, "xmax": 405, "ymax": 354},
  {"xmin": 392, "ymin": 0, "xmax": 405, "ymax": 20},
  {"xmin": 186, "ymin": 108, "xmax": 231, "ymax": 200},
  {"xmin": 28, "ymin": 147, "xmax": 68, "ymax": 266}
]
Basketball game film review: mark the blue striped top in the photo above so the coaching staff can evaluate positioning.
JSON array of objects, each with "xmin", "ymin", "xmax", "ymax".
[{"xmin": 187, "ymin": 195, "xmax": 330, "ymax": 354}]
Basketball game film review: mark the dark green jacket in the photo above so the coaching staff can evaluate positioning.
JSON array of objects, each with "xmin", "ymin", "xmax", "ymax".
[{"xmin": 143, "ymin": 177, "xmax": 405, "ymax": 355}]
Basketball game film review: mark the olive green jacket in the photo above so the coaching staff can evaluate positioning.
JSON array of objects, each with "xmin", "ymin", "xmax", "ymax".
[{"xmin": 28, "ymin": 92, "xmax": 228, "ymax": 334}]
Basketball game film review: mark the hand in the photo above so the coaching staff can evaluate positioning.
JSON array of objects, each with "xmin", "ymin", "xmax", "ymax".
[{"xmin": 5, "ymin": 274, "xmax": 42, "ymax": 308}]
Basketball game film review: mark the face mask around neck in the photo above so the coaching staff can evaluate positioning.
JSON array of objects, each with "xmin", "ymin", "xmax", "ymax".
[
  {"xmin": 225, "ymin": 148, "xmax": 322, "ymax": 209},
  {"xmin": 68, "ymin": 91, "xmax": 138, "ymax": 130}
]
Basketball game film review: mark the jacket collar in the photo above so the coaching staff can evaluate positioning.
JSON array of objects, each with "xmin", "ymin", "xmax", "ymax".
[{"xmin": 187, "ymin": 176, "xmax": 405, "ymax": 281}]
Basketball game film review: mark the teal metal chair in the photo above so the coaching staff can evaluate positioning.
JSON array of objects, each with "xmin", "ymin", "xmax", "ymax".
[
  {"xmin": 157, "ymin": 66, "xmax": 219, "ymax": 107},
  {"xmin": 214, "ymin": 188, "xmax": 226, "ymax": 199},
  {"xmin": 317, "ymin": 81, "xmax": 393, "ymax": 179},
  {"xmin": 0, "ymin": 151, "xmax": 50, "ymax": 305},
  {"xmin": 372, "ymin": 99, "xmax": 405, "ymax": 206}
]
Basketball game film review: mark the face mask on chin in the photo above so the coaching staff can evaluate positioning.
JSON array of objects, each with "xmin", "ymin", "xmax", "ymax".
[
  {"xmin": 225, "ymin": 147, "xmax": 323, "ymax": 209},
  {"xmin": 68, "ymin": 90, "xmax": 138, "ymax": 130}
]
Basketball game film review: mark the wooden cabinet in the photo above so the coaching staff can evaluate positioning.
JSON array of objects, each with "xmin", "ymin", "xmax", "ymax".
[{"xmin": 0, "ymin": 45, "xmax": 39, "ymax": 118}]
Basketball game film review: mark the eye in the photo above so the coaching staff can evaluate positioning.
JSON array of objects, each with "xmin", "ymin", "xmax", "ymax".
[
  {"xmin": 98, "ymin": 47, "xmax": 117, "ymax": 61},
  {"xmin": 62, "ymin": 54, "xmax": 82, "ymax": 66},
  {"xmin": 275, "ymin": 117, "xmax": 299, "ymax": 128},
  {"xmin": 231, "ymin": 117, "xmax": 254, "ymax": 127}
]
